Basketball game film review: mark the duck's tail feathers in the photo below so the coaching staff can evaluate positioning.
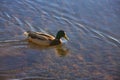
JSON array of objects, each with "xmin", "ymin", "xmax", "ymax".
[{"xmin": 24, "ymin": 31, "xmax": 29, "ymax": 37}]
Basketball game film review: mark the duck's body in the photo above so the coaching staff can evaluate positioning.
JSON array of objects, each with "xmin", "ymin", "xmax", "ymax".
[{"xmin": 24, "ymin": 30, "xmax": 68, "ymax": 46}]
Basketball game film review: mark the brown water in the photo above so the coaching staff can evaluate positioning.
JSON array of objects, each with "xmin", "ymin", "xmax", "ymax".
[{"xmin": 0, "ymin": 0, "xmax": 120, "ymax": 80}]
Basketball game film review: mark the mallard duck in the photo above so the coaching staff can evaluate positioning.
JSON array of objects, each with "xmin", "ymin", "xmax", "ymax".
[{"xmin": 24, "ymin": 30, "xmax": 69, "ymax": 46}]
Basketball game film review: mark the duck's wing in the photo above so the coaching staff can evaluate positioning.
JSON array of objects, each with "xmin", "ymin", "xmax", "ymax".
[{"xmin": 28, "ymin": 31, "xmax": 55, "ymax": 40}]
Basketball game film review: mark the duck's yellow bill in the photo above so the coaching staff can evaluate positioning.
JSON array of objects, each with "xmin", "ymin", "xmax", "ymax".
[{"xmin": 64, "ymin": 35, "xmax": 69, "ymax": 40}]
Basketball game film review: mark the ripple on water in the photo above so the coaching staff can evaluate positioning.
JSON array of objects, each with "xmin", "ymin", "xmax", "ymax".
[{"xmin": 88, "ymin": 28, "xmax": 120, "ymax": 48}]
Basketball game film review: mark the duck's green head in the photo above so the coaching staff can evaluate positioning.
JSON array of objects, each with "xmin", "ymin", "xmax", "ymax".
[{"xmin": 56, "ymin": 30, "xmax": 69, "ymax": 40}]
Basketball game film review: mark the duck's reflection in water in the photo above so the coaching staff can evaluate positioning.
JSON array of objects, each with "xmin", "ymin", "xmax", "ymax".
[
  {"xmin": 28, "ymin": 42, "xmax": 69, "ymax": 57},
  {"xmin": 54, "ymin": 44, "xmax": 69, "ymax": 57},
  {"xmin": 27, "ymin": 42, "xmax": 50, "ymax": 50}
]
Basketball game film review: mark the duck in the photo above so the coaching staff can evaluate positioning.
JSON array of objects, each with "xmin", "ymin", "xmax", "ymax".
[{"xmin": 24, "ymin": 30, "xmax": 69, "ymax": 46}]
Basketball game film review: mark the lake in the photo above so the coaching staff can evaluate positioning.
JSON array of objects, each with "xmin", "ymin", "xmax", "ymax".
[{"xmin": 0, "ymin": 0, "xmax": 120, "ymax": 80}]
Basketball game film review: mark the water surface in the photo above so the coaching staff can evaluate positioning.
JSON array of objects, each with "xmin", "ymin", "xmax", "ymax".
[{"xmin": 0, "ymin": 0, "xmax": 120, "ymax": 80}]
